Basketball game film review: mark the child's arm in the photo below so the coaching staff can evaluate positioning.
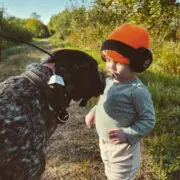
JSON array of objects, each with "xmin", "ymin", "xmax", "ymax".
[
  {"xmin": 85, "ymin": 106, "xmax": 96, "ymax": 128},
  {"xmin": 122, "ymin": 86, "xmax": 155, "ymax": 146}
]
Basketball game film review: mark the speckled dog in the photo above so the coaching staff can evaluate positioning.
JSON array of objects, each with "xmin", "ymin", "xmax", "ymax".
[{"xmin": 0, "ymin": 49, "xmax": 105, "ymax": 180}]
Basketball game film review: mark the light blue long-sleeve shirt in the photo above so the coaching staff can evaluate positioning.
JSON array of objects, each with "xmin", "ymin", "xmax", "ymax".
[{"xmin": 93, "ymin": 77, "xmax": 155, "ymax": 146}]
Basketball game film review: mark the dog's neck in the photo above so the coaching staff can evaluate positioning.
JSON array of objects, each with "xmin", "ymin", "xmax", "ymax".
[
  {"xmin": 24, "ymin": 63, "xmax": 53, "ymax": 85},
  {"xmin": 23, "ymin": 63, "xmax": 70, "ymax": 124}
]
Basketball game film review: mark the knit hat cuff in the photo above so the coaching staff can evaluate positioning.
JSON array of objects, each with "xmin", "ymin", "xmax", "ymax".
[{"xmin": 101, "ymin": 50, "xmax": 130, "ymax": 64}]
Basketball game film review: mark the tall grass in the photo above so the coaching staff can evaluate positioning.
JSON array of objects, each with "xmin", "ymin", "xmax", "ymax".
[{"xmin": 0, "ymin": 40, "xmax": 48, "ymax": 81}]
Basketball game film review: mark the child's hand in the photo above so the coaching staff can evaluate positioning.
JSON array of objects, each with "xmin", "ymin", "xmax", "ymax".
[
  {"xmin": 85, "ymin": 111, "xmax": 95, "ymax": 128},
  {"xmin": 108, "ymin": 128, "xmax": 127, "ymax": 144}
]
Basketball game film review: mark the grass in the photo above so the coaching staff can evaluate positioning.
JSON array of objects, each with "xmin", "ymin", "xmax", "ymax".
[
  {"xmin": 0, "ymin": 48, "xmax": 40, "ymax": 81},
  {"xmin": 0, "ymin": 38, "xmax": 57, "ymax": 81}
]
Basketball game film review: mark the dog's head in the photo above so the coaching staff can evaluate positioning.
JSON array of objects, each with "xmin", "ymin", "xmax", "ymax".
[{"xmin": 42, "ymin": 49, "xmax": 105, "ymax": 107}]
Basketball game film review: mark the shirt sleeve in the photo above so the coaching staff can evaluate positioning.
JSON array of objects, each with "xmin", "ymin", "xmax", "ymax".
[{"xmin": 123, "ymin": 86, "xmax": 156, "ymax": 146}]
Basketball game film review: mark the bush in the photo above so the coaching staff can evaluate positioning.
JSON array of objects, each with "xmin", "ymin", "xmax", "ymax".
[
  {"xmin": 0, "ymin": 15, "xmax": 33, "ymax": 49},
  {"xmin": 26, "ymin": 18, "xmax": 49, "ymax": 38},
  {"xmin": 48, "ymin": 10, "xmax": 71, "ymax": 39}
]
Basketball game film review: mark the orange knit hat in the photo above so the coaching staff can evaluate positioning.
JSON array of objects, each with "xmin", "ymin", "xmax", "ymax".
[{"xmin": 101, "ymin": 23, "xmax": 150, "ymax": 64}]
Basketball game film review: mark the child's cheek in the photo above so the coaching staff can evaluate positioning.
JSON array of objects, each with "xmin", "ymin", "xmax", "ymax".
[
  {"xmin": 106, "ymin": 62, "xmax": 111, "ymax": 71},
  {"xmin": 117, "ymin": 67, "xmax": 131, "ymax": 77}
]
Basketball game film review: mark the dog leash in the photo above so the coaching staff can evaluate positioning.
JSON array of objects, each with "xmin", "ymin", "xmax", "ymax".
[{"xmin": 0, "ymin": 34, "xmax": 52, "ymax": 56}]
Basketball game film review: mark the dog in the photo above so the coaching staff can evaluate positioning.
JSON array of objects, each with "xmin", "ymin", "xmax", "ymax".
[{"xmin": 0, "ymin": 49, "xmax": 105, "ymax": 180}]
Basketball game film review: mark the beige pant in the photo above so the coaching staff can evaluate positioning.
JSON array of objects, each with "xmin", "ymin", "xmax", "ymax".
[{"xmin": 99, "ymin": 139, "xmax": 140, "ymax": 180}]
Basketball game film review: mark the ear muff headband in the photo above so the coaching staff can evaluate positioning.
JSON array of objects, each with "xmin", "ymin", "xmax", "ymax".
[{"xmin": 101, "ymin": 39, "xmax": 152, "ymax": 73}]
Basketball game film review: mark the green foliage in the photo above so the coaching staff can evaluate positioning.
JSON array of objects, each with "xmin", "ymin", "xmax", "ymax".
[
  {"xmin": 148, "ymin": 82, "xmax": 180, "ymax": 109},
  {"xmin": 154, "ymin": 107, "xmax": 180, "ymax": 135},
  {"xmin": 152, "ymin": 41, "xmax": 180, "ymax": 75},
  {"xmin": 30, "ymin": 12, "xmax": 41, "ymax": 20},
  {"xmin": 48, "ymin": 10, "xmax": 71, "ymax": 39},
  {"xmin": 2, "ymin": 18, "xmax": 33, "ymax": 41},
  {"xmin": 0, "ymin": 10, "xmax": 33, "ymax": 52},
  {"xmin": 26, "ymin": 18, "xmax": 49, "ymax": 38},
  {"xmin": 47, "ymin": 0, "xmax": 179, "ymax": 59},
  {"xmin": 146, "ymin": 133, "xmax": 180, "ymax": 179},
  {"xmin": 1, "ymin": 10, "xmax": 50, "ymax": 44}
]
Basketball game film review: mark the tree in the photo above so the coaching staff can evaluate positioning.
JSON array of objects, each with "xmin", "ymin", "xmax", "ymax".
[
  {"xmin": 0, "ymin": 11, "xmax": 33, "ymax": 50},
  {"xmin": 48, "ymin": 10, "xmax": 71, "ymax": 38},
  {"xmin": 26, "ymin": 18, "xmax": 49, "ymax": 38},
  {"xmin": 30, "ymin": 12, "xmax": 41, "ymax": 20}
]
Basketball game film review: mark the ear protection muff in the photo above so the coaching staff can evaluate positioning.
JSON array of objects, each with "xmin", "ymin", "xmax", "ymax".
[
  {"xmin": 132, "ymin": 47, "xmax": 152, "ymax": 73},
  {"xmin": 101, "ymin": 39, "xmax": 153, "ymax": 73}
]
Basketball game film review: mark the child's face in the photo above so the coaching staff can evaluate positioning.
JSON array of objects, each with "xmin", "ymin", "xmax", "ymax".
[{"xmin": 105, "ymin": 57, "xmax": 133, "ymax": 80}]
